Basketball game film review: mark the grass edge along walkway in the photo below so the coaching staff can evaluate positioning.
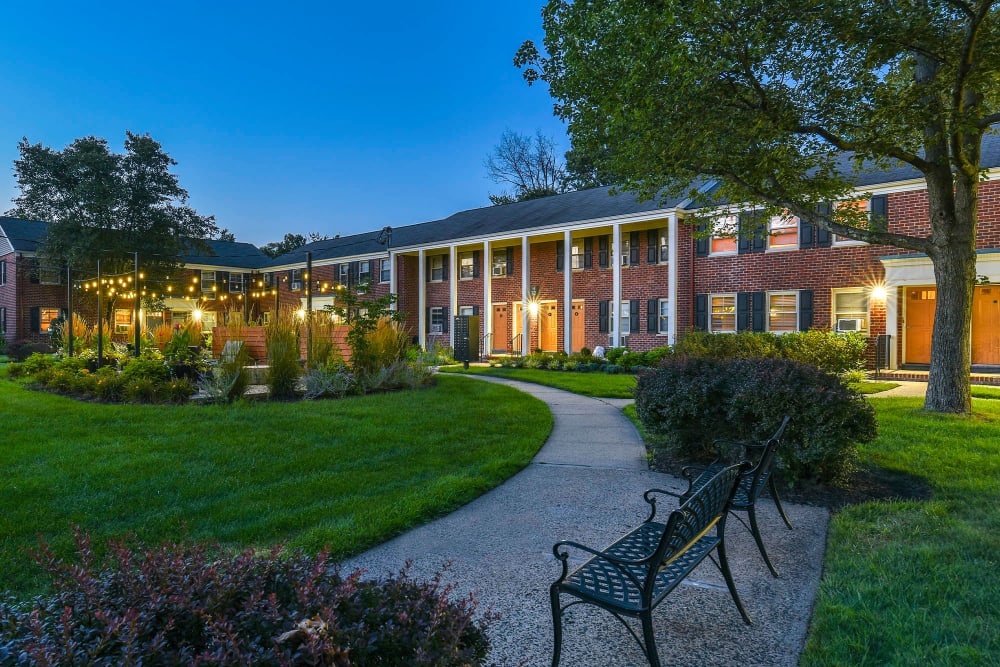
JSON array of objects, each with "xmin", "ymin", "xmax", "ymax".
[
  {"xmin": 0, "ymin": 374, "xmax": 552, "ymax": 598},
  {"xmin": 439, "ymin": 364, "xmax": 637, "ymax": 398}
]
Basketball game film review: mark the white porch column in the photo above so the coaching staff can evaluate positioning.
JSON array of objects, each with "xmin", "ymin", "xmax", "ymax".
[
  {"xmin": 522, "ymin": 235, "xmax": 530, "ymax": 352},
  {"xmin": 668, "ymin": 212, "xmax": 679, "ymax": 345},
  {"xmin": 449, "ymin": 244, "xmax": 458, "ymax": 349},
  {"xmin": 388, "ymin": 251, "xmax": 397, "ymax": 311},
  {"xmin": 483, "ymin": 240, "xmax": 492, "ymax": 353},
  {"xmin": 417, "ymin": 248, "xmax": 426, "ymax": 349},
  {"xmin": 612, "ymin": 222, "xmax": 622, "ymax": 347},
  {"xmin": 885, "ymin": 286, "xmax": 899, "ymax": 369},
  {"xmin": 563, "ymin": 229, "xmax": 573, "ymax": 352}
]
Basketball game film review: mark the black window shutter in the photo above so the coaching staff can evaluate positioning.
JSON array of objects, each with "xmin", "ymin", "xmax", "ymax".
[
  {"xmin": 751, "ymin": 216, "xmax": 767, "ymax": 253},
  {"xmin": 30, "ymin": 306, "xmax": 40, "ymax": 333},
  {"xmin": 737, "ymin": 214, "xmax": 752, "ymax": 254},
  {"xmin": 647, "ymin": 229, "xmax": 659, "ymax": 264},
  {"xmin": 505, "ymin": 247, "xmax": 514, "ymax": 276},
  {"xmin": 584, "ymin": 237, "xmax": 593, "ymax": 269},
  {"xmin": 629, "ymin": 299, "xmax": 639, "ymax": 333},
  {"xmin": 695, "ymin": 294, "xmax": 708, "ymax": 331},
  {"xmin": 598, "ymin": 236, "xmax": 609, "ymax": 268},
  {"xmin": 29, "ymin": 260, "xmax": 39, "ymax": 284},
  {"xmin": 441, "ymin": 255, "xmax": 449, "ymax": 281},
  {"xmin": 472, "ymin": 250, "xmax": 480, "ymax": 278},
  {"xmin": 647, "ymin": 298, "xmax": 658, "ymax": 332},
  {"xmin": 799, "ymin": 290, "xmax": 814, "ymax": 331},
  {"xmin": 442, "ymin": 306, "xmax": 449, "ymax": 333},
  {"xmin": 870, "ymin": 194, "xmax": 888, "ymax": 231},
  {"xmin": 472, "ymin": 305, "xmax": 480, "ymax": 316},
  {"xmin": 425, "ymin": 257, "xmax": 432, "ymax": 283},
  {"xmin": 799, "ymin": 221, "xmax": 815, "ymax": 248},
  {"xmin": 695, "ymin": 222, "xmax": 709, "ymax": 257},
  {"xmin": 816, "ymin": 202, "xmax": 832, "ymax": 247},
  {"xmin": 737, "ymin": 292, "xmax": 751, "ymax": 331},
  {"xmin": 629, "ymin": 231, "xmax": 640, "ymax": 265},
  {"xmin": 425, "ymin": 307, "xmax": 431, "ymax": 333},
  {"xmin": 217, "ymin": 271, "xmax": 229, "ymax": 290},
  {"xmin": 752, "ymin": 292, "xmax": 766, "ymax": 332},
  {"xmin": 556, "ymin": 240, "xmax": 564, "ymax": 272},
  {"xmin": 598, "ymin": 300, "xmax": 609, "ymax": 333}
]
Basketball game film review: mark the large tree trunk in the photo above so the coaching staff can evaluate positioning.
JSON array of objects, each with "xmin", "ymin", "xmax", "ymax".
[{"xmin": 924, "ymin": 172, "xmax": 977, "ymax": 413}]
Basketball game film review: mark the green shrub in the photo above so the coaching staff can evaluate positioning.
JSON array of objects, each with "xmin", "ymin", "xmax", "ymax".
[
  {"xmin": 20, "ymin": 352, "xmax": 56, "ymax": 375},
  {"xmin": 6, "ymin": 340, "xmax": 51, "ymax": 362},
  {"xmin": 605, "ymin": 347, "xmax": 626, "ymax": 364},
  {"xmin": 124, "ymin": 377, "xmax": 160, "ymax": 403},
  {"xmin": 353, "ymin": 318, "xmax": 410, "ymax": 377},
  {"xmin": 119, "ymin": 352, "xmax": 169, "ymax": 384},
  {"xmin": 94, "ymin": 371, "xmax": 126, "ymax": 403},
  {"xmin": 54, "ymin": 355, "xmax": 87, "ymax": 373},
  {"xmin": 673, "ymin": 330, "xmax": 782, "ymax": 360},
  {"xmin": 164, "ymin": 378, "xmax": 195, "ymax": 403},
  {"xmin": 777, "ymin": 329, "xmax": 867, "ymax": 374},
  {"xmin": 303, "ymin": 363, "xmax": 355, "ymax": 399},
  {"xmin": 0, "ymin": 530, "xmax": 492, "ymax": 666},
  {"xmin": 635, "ymin": 357, "xmax": 877, "ymax": 484},
  {"xmin": 266, "ymin": 309, "xmax": 301, "ymax": 399}
]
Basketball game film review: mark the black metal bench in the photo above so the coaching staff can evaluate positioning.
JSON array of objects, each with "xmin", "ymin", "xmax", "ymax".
[
  {"xmin": 681, "ymin": 415, "xmax": 792, "ymax": 577},
  {"xmin": 549, "ymin": 462, "xmax": 751, "ymax": 667}
]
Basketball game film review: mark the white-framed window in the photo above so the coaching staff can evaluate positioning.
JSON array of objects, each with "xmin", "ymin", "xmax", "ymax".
[
  {"xmin": 711, "ymin": 215, "xmax": 739, "ymax": 255},
  {"xmin": 459, "ymin": 305, "xmax": 475, "ymax": 317},
  {"xmin": 459, "ymin": 252, "xmax": 475, "ymax": 279},
  {"xmin": 430, "ymin": 255, "xmax": 445, "ymax": 282},
  {"xmin": 359, "ymin": 260, "xmax": 371, "ymax": 282},
  {"xmin": 834, "ymin": 200, "xmax": 869, "ymax": 245},
  {"xmin": 710, "ymin": 294, "xmax": 737, "ymax": 332},
  {"xmin": 290, "ymin": 269, "xmax": 303, "ymax": 291},
  {"xmin": 262, "ymin": 272, "xmax": 274, "ymax": 288},
  {"xmin": 658, "ymin": 230, "xmax": 669, "ymax": 262},
  {"xmin": 228, "ymin": 272, "xmax": 244, "ymax": 293},
  {"xmin": 201, "ymin": 311, "xmax": 217, "ymax": 331},
  {"xmin": 570, "ymin": 241, "xmax": 585, "ymax": 269},
  {"xmin": 620, "ymin": 236, "xmax": 632, "ymax": 266},
  {"xmin": 832, "ymin": 289, "xmax": 870, "ymax": 334},
  {"xmin": 657, "ymin": 298, "xmax": 670, "ymax": 335},
  {"xmin": 39, "ymin": 263, "xmax": 62, "ymax": 285},
  {"xmin": 39, "ymin": 307, "xmax": 61, "ymax": 333},
  {"xmin": 171, "ymin": 311, "xmax": 189, "ymax": 327},
  {"xmin": 201, "ymin": 270, "xmax": 217, "ymax": 296},
  {"xmin": 492, "ymin": 249, "xmax": 507, "ymax": 277},
  {"xmin": 430, "ymin": 306, "xmax": 444, "ymax": 333},
  {"xmin": 1, "ymin": 306, "xmax": 6, "ymax": 334},
  {"xmin": 767, "ymin": 292, "xmax": 799, "ymax": 333},
  {"xmin": 114, "ymin": 309, "xmax": 132, "ymax": 334},
  {"xmin": 336, "ymin": 264, "xmax": 348, "ymax": 285},
  {"xmin": 620, "ymin": 302, "xmax": 631, "ymax": 335},
  {"xmin": 768, "ymin": 214, "xmax": 798, "ymax": 250},
  {"xmin": 380, "ymin": 258, "xmax": 391, "ymax": 283},
  {"xmin": 1, "ymin": 260, "xmax": 7, "ymax": 285}
]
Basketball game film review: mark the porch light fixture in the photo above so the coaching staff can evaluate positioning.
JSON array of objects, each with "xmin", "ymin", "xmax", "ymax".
[
  {"xmin": 192, "ymin": 308, "xmax": 203, "ymax": 322},
  {"xmin": 870, "ymin": 284, "xmax": 887, "ymax": 301},
  {"xmin": 528, "ymin": 300, "xmax": 540, "ymax": 318}
]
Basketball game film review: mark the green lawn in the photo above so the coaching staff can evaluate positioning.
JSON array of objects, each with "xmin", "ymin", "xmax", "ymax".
[
  {"xmin": 439, "ymin": 365, "xmax": 637, "ymax": 398},
  {"xmin": 0, "ymin": 374, "xmax": 552, "ymax": 597},
  {"xmin": 971, "ymin": 385, "xmax": 1000, "ymax": 400},
  {"xmin": 849, "ymin": 380, "xmax": 900, "ymax": 394},
  {"xmin": 802, "ymin": 397, "xmax": 1000, "ymax": 666}
]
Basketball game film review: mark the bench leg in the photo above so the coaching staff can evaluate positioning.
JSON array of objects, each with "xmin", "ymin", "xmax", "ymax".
[
  {"xmin": 769, "ymin": 477, "xmax": 794, "ymax": 529},
  {"xmin": 718, "ymin": 537, "xmax": 753, "ymax": 625},
  {"xmin": 748, "ymin": 505, "xmax": 780, "ymax": 578},
  {"xmin": 640, "ymin": 611, "xmax": 662, "ymax": 667},
  {"xmin": 550, "ymin": 586, "xmax": 563, "ymax": 667}
]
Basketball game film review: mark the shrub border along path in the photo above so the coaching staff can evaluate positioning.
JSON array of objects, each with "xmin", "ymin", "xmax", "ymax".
[{"xmin": 347, "ymin": 375, "xmax": 830, "ymax": 667}]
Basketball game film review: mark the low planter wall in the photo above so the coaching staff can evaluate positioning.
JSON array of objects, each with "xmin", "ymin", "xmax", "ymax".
[{"xmin": 212, "ymin": 325, "xmax": 352, "ymax": 364}]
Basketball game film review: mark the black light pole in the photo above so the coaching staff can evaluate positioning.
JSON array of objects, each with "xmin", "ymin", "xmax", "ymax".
[
  {"xmin": 66, "ymin": 265, "xmax": 74, "ymax": 357},
  {"xmin": 133, "ymin": 252, "xmax": 140, "ymax": 357},
  {"xmin": 96, "ymin": 259, "xmax": 103, "ymax": 368},
  {"xmin": 306, "ymin": 251, "xmax": 313, "ymax": 367}
]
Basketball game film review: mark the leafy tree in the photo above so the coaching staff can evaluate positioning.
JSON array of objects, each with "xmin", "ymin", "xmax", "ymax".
[
  {"xmin": 11, "ymin": 132, "xmax": 220, "ymax": 317},
  {"xmin": 517, "ymin": 0, "xmax": 1000, "ymax": 413},
  {"xmin": 485, "ymin": 129, "xmax": 569, "ymax": 205},
  {"xmin": 260, "ymin": 232, "xmax": 332, "ymax": 258}
]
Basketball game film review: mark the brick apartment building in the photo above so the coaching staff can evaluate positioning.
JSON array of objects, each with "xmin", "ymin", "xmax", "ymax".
[{"xmin": 4, "ymin": 138, "xmax": 1000, "ymax": 371}]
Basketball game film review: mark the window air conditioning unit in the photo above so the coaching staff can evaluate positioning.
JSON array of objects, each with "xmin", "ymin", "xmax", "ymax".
[
  {"xmin": 836, "ymin": 318, "xmax": 863, "ymax": 332},
  {"xmin": 431, "ymin": 324, "xmax": 443, "ymax": 334},
  {"xmin": 492, "ymin": 266, "xmax": 505, "ymax": 277},
  {"xmin": 290, "ymin": 281, "xmax": 303, "ymax": 291},
  {"xmin": 620, "ymin": 254, "xmax": 630, "ymax": 266}
]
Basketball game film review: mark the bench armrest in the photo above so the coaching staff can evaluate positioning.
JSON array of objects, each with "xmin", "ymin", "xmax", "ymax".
[
  {"xmin": 643, "ymin": 487, "xmax": 685, "ymax": 521},
  {"xmin": 552, "ymin": 540, "xmax": 651, "ymax": 588}
]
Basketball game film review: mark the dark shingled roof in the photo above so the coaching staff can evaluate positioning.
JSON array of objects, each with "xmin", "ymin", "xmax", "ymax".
[{"xmin": 0, "ymin": 216, "xmax": 50, "ymax": 252}]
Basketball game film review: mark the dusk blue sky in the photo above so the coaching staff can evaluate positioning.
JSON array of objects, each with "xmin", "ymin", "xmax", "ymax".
[{"xmin": 0, "ymin": 1, "xmax": 567, "ymax": 246}]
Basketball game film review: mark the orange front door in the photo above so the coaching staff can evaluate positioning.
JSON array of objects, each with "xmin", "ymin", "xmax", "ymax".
[
  {"xmin": 491, "ymin": 304, "xmax": 508, "ymax": 353},
  {"xmin": 512, "ymin": 304, "xmax": 524, "ymax": 355},
  {"xmin": 905, "ymin": 287, "xmax": 936, "ymax": 364},
  {"xmin": 571, "ymin": 301, "xmax": 586, "ymax": 352},
  {"xmin": 540, "ymin": 302, "xmax": 559, "ymax": 351},
  {"xmin": 972, "ymin": 286, "xmax": 1000, "ymax": 365}
]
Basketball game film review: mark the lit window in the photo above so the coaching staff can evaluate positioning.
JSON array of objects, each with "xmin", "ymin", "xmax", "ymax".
[
  {"xmin": 710, "ymin": 295, "xmax": 736, "ymax": 332},
  {"xmin": 768, "ymin": 292, "xmax": 798, "ymax": 333},
  {"xmin": 832, "ymin": 289, "xmax": 869, "ymax": 334},
  {"xmin": 711, "ymin": 216, "xmax": 738, "ymax": 255},
  {"xmin": 39, "ymin": 308, "xmax": 61, "ymax": 332},
  {"xmin": 768, "ymin": 214, "xmax": 798, "ymax": 250},
  {"xmin": 834, "ymin": 200, "xmax": 869, "ymax": 244},
  {"xmin": 114, "ymin": 309, "xmax": 132, "ymax": 334},
  {"xmin": 430, "ymin": 255, "xmax": 445, "ymax": 282},
  {"xmin": 201, "ymin": 271, "xmax": 217, "ymax": 294},
  {"xmin": 571, "ymin": 242, "xmax": 584, "ymax": 269},
  {"xmin": 492, "ymin": 250, "xmax": 507, "ymax": 277},
  {"xmin": 290, "ymin": 269, "xmax": 303, "ymax": 291},
  {"xmin": 460, "ymin": 252, "xmax": 475, "ymax": 279},
  {"xmin": 228, "ymin": 273, "xmax": 244, "ymax": 293},
  {"xmin": 380, "ymin": 259, "xmax": 391, "ymax": 283},
  {"xmin": 658, "ymin": 299, "xmax": 670, "ymax": 334}
]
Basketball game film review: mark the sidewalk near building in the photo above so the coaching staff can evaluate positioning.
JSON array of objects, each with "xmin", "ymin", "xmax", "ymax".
[{"xmin": 347, "ymin": 376, "xmax": 830, "ymax": 666}]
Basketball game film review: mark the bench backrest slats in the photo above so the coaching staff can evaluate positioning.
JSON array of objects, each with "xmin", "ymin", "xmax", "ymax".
[{"xmin": 743, "ymin": 416, "xmax": 791, "ymax": 502}]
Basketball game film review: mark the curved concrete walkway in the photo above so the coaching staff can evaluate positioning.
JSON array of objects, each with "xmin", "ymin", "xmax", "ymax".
[{"xmin": 346, "ymin": 376, "xmax": 829, "ymax": 666}]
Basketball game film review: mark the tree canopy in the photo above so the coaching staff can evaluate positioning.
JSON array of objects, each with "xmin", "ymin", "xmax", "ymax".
[
  {"xmin": 484, "ymin": 129, "xmax": 569, "ymax": 205},
  {"xmin": 517, "ymin": 0, "xmax": 1000, "ymax": 413},
  {"xmin": 10, "ymin": 132, "xmax": 220, "ymax": 289},
  {"xmin": 259, "ymin": 232, "xmax": 332, "ymax": 258}
]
